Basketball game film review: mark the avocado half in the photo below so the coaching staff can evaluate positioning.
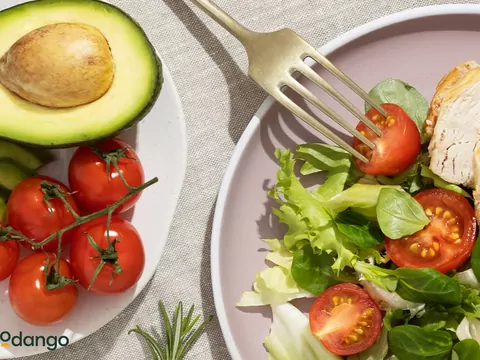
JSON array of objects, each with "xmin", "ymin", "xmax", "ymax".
[{"xmin": 0, "ymin": 0, "xmax": 163, "ymax": 148}]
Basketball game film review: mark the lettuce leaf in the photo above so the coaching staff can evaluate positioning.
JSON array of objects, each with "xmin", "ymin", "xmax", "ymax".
[
  {"xmin": 237, "ymin": 238, "xmax": 312, "ymax": 307},
  {"xmin": 236, "ymin": 266, "xmax": 313, "ymax": 307},
  {"xmin": 265, "ymin": 303, "xmax": 342, "ymax": 360},
  {"xmin": 294, "ymin": 143, "xmax": 352, "ymax": 199},
  {"xmin": 269, "ymin": 148, "xmax": 359, "ymax": 271}
]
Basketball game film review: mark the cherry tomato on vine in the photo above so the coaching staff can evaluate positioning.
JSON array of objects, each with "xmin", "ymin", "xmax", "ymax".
[
  {"xmin": 0, "ymin": 238, "xmax": 19, "ymax": 281},
  {"xmin": 69, "ymin": 215, "xmax": 145, "ymax": 294},
  {"xmin": 68, "ymin": 138, "xmax": 145, "ymax": 214},
  {"xmin": 6, "ymin": 176, "xmax": 80, "ymax": 252},
  {"xmin": 309, "ymin": 283, "xmax": 383, "ymax": 356},
  {"xmin": 9, "ymin": 252, "xmax": 78, "ymax": 326},
  {"xmin": 352, "ymin": 103, "xmax": 421, "ymax": 176},
  {"xmin": 385, "ymin": 188, "xmax": 477, "ymax": 274}
]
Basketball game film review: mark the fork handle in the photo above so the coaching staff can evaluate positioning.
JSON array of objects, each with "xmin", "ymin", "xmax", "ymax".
[{"xmin": 190, "ymin": 0, "xmax": 255, "ymax": 44}]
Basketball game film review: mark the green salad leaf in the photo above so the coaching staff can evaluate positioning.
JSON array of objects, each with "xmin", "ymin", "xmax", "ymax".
[
  {"xmin": 389, "ymin": 325, "xmax": 453, "ymax": 360},
  {"xmin": 270, "ymin": 149, "xmax": 386, "ymax": 272},
  {"xmin": 291, "ymin": 245, "xmax": 355, "ymax": 296},
  {"xmin": 320, "ymin": 183, "xmax": 401, "ymax": 215},
  {"xmin": 411, "ymin": 304, "xmax": 462, "ymax": 333},
  {"xmin": 335, "ymin": 210, "xmax": 383, "ymax": 249},
  {"xmin": 236, "ymin": 266, "xmax": 313, "ymax": 307},
  {"xmin": 452, "ymin": 339, "xmax": 480, "ymax": 360},
  {"xmin": 347, "ymin": 327, "xmax": 389, "ymax": 360},
  {"xmin": 366, "ymin": 78, "xmax": 429, "ymax": 143},
  {"xmin": 236, "ymin": 238, "xmax": 312, "ymax": 307},
  {"xmin": 470, "ymin": 236, "xmax": 480, "ymax": 284},
  {"xmin": 354, "ymin": 261, "xmax": 398, "ymax": 292},
  {"xmin": 354, "ymin": 262, "xmax": 461, "ymax": 305},
  {"xmin": 457, "ymin": 284, "xmax": 480, "ymax": 317},
  {"xmin": 265, "ymin": 303, "xmax": 342, "ymax": 360},
  {"xmin": 395, "ymin": 268, "xmax": 462, "ymax": 306},
  {"xmin": 376, "ymin": 188, "xmax": 430, "ymax": 239},
  {"xmin": 420, "ymin": 165, "xmax": 471, "ymax": 198},
  {"xmin": 294, "ymin": 143, "xmax": 352, "ymax": 199},
  {"xmin": 264, "ymin": 239, "xmax": 293, "ymax": 269}
]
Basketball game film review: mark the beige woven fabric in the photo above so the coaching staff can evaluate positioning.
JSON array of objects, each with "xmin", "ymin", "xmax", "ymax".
[{"xmin": 23, "ymin": 0, "xmax": 480, "ymax": 359}]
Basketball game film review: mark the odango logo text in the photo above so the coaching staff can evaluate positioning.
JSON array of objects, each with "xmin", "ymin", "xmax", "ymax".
[{"xmin": 0, "ymin": 331, "xmax": 69, "ymax": 351}]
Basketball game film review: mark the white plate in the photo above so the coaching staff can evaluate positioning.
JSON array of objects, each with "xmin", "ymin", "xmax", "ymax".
[
  {"xmin": 0, "ymin": 1, "xmax": 187, "ymax": 358},
  {"xmin": 211, "ymin": 4, "xmax": 480, "ymax": 360}
]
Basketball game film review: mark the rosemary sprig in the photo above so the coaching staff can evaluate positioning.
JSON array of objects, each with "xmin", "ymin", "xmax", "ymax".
[{"xmin": 128, "ymin": 301, "xmax": 213, "ymax": 360}]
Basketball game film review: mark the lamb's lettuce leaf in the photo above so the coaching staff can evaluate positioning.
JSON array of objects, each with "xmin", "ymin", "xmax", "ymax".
[
  {"xmin": 376, "ymin": 188, "xmax": 430, "ymax": 239},
  {"xmin": 365, "ymin": 78, "xmax": 429, "ymax": 143}
]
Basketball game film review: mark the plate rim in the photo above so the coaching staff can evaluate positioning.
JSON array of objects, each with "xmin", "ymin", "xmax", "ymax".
[{"xmin": 210, "ymin": 4, "xmax": 480, "ymax": 360}]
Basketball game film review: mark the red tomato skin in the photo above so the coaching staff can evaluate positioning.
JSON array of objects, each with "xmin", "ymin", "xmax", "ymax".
[
  {"xmin": 69, "ymin": 215, "xmax": 145, "ymax": 294},
  {"xmin": 309, "ymin": 283, "xmax": 383, "ymax": 356},
  {"xmin": 6, "ymin": 176, "xmax": 80, "ymax": 252},
  {"xmin": 353, "ymin": 103, "xmax": 421, "ymax": 176},
  {"xmin": 385, "ymin": 188, "xmax": 477, "ymax": 274},
  {"xmin": 0, "ymin": 240, "xmax": 19, "ymax": 281},
  {"xmin": 9, "ymin": 253, "xmax": 78, "ymax": 326},
  {"xmin": 68, "ymin": 138, "xmax": 144, "ymax": 215}
]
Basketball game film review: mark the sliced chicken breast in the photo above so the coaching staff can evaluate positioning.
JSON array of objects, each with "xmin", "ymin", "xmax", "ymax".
[{"xmin": 427, "ymin": 61, "xmax": 480, "ymax": 188}]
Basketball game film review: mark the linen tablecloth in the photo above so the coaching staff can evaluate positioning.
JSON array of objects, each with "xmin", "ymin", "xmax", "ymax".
[{"xmin": 21, "ymin": 0, "xmax": 480, "ymax": 359}]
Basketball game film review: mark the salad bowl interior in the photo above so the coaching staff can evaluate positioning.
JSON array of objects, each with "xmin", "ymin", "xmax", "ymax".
[{"xmin": 212, "ymin": 5, "xmax": 480, "ymax": 360}]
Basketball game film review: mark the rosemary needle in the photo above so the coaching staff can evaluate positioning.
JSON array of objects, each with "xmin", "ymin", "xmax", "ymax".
[{"xmin": 128, "ymin": 301, "xmax": 213, "ymax": 360}]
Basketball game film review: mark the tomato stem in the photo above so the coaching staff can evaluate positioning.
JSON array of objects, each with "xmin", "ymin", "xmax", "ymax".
[
  {"xmin": 91, "ymin": 146, "xmax": 136, "ymax": 189},
  {"xmin": 43, "ymin": 251, "xmax": 77, "ymax": 291},
  {"xmin": 32, "ymin": 176, "xmax": 158, "ymax": 249},
  {"xmin": 86, "ymin": 232, "xmax": 123, "ymax": 290},
  {"xmin": 40, "ymin": 181, "xmax": 80, "ymax": 220}
]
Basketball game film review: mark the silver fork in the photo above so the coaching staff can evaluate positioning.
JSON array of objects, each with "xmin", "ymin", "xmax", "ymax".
[{"xmin": 190, "ymin": 0, "xmax": 387, "ymax": 162}]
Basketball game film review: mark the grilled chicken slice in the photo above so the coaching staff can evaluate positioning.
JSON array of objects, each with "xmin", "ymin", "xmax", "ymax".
[
  {"xmin": 427, "ymin": 61, "xmax": 480, "ymax": 188},
  {"xmin": 473, "ymin": 143, "xmax": 480, "ymax": 222}
]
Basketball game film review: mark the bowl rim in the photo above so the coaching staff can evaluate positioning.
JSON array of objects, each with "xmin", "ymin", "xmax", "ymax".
[{"xmin": 210, "ymin": 4, "xmax": 480, "ymax": 360}]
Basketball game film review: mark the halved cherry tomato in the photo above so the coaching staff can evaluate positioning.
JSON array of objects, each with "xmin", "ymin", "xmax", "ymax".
[
  {"xmin": 9, "ymin": 252, "xmax": 78, "ymax": 326},
  {"xmin": 6, "ymin": 176, "xmax": 80, "ymax": 252},
  {"xmin": 309, "ymin": 283, "xmax": 382, "ymax": 356},
  {"xmin": 385, "ymin": 188, "xmax": 477, "ymax": 273},
  {"xmin": 69, "ymin": 215, "xmax": 145, "ymax": 294},
  {"xmin": 353, "ymin": 103, "xmax": 421, "ymax": 176},
  {"xmin": 68, "ymin": 138, "xmax": 144, "ymax": 214},
  {"xmin": 0, "ymin": 239, "xmax": 19, "ymax": 281}
]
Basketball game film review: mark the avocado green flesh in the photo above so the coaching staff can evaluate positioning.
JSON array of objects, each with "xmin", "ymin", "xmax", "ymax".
[
  {"xmin": 0, "ymin": 140, "xmax": 51, "ymax": 171},
  {"xmin": 0, "ymin": 0, "xmax": 162, "ymax": 147},
  {"xmin": 0, "ymin": 196, "xmax": 6, "ymax": 223},
  {"xmin": 0, "ymin": 161, "xmax": 31, "ymax": 191}
]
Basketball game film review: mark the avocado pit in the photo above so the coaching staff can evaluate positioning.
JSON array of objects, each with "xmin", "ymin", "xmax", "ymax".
[{"xmin": 0, "ymin": 22, "xmax": 114, "ymax": 108}]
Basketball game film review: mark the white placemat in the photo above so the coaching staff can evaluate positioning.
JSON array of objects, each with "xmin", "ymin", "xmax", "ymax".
[{"xmin": 22, "ymin": 0, "xmax": 480, "ymax": 359}]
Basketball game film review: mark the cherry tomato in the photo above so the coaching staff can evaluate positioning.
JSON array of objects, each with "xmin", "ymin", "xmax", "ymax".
[
  {"xmin": 0, "ymin": 239, "xmax": 19, "ymax": 281},
  {"xmin": 309, "ymin": 283, "xmax": 382, "ymax": 356},
  {"xmin": 385, "ymin": 188, "xmax": 477, "ymax": 273},
  {"xmin": 68, "ymin": 138, "xmax": 144, "ymax": 214},
  {"xmin": 69, "ymin": 215, "xmax": 145, "ymax": 294},
  {"xmin": 9, "ymin": 252, "xmax": 78, "ymax": 326},
  {"xmin": 6, "ymin": 176, "xmax": 80, "ymax": 252},
  {"xmin": 353, "ymin": 103, "xmax": 421, "ymax": 176}
]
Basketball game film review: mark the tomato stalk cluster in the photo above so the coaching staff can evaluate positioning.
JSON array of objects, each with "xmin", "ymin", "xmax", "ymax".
[{"xmin": 0, "ymin": 147, "xmax": 158, "ymax": 291}]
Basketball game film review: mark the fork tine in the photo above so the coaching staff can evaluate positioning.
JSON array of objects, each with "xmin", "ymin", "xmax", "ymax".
[
  {"xmin": 272, "ymin": 90, "xmax": 369, "ymax": 162},
  {"xmin": 286, "ymin": 77, "xmax": 376, "ymax": 150},
  {"xmin": 305, "ymin": 48, "xmax": 388, "ymax": 118},
  {"xmin": 296, "ymin": 62, "xmax": 382, "ymax": 137}
]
